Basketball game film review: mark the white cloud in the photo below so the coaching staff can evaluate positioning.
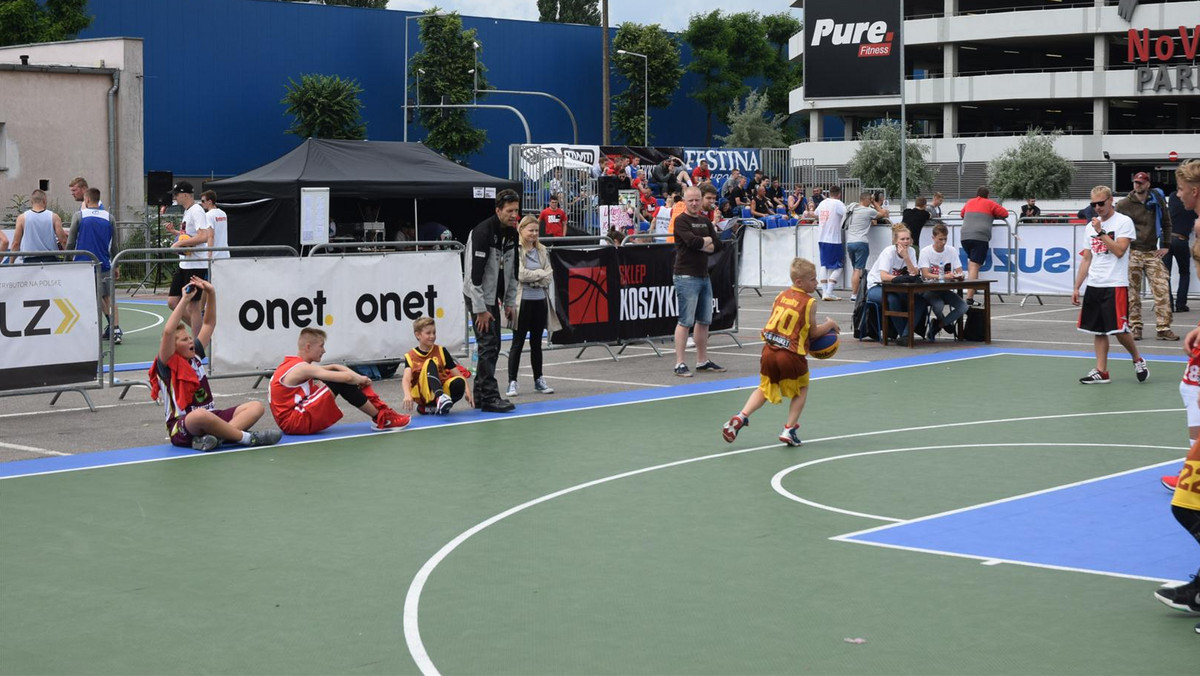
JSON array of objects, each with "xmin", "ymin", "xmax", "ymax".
[{"xmin": 387, "ymin": 0, "xmax": 800, "ymax": 33}]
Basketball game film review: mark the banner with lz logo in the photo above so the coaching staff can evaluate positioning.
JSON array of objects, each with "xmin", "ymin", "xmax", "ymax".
[{"xmin": 0, "ymin": 263, "xmax": 99, "ymax": 391}]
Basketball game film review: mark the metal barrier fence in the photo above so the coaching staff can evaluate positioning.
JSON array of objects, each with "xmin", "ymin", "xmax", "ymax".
[
  {"xmin": 510, "ymin": 145, "xmax": 598, "ymax": 236},
  {"xmin": 0, "ymin": 252, "xmax": 105, "ymax": 412}
]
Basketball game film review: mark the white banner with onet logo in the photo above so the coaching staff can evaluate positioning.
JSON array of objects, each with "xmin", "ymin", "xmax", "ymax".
[
  {"xmin": 210, "ymin": 253, "xmax": 466, "ymax": 374},
  {"xmin": 0, "ymin": 263, "xmax": 99, "ymax": 391}
]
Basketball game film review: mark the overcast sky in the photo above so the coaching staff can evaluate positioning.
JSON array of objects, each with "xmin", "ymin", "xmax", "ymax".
[{"xmin": 387, "ymin": 0, "xmax": 801, "ymax": 33}]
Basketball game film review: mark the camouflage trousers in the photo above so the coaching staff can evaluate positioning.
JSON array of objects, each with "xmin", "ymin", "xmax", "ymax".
[{"xmin": 1127, "ymin": 249, "xmax": 1173, "ymax": 331}]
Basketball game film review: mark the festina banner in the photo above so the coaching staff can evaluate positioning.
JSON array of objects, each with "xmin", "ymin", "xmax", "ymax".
[
  {"xmin": 804, "ymin": 0, "xmax": 902, "ymax": 98},
  {"xmin": 0, "ymin": 263, "xmax": 99, "ymax": 391},
  {"xmin": 682, "ymin": 148, "xmax": 762, "ymax": 182},
  {"xmin": 549, "ymin": 246, "xmax": 622, "ymax": 345},
  {"xmin": 210, "ymin": 253, "xmax": 465, "ymax": 374}
]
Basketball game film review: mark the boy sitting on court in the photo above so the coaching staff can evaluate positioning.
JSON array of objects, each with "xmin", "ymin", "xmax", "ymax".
[
  {"xmin": 269, "ymin": 328, "xmax": 410, "ymax": 434},
  {"xmin": 722, "ymin": 258, "xmax": 838, "ymax": 447},
  {"xmin": 150, "ymin": 276, "xmax": 281, "ymax": 451},
  {"xmin": 401, "ymin": 317, "xmax": 473, "ymax": 415}
]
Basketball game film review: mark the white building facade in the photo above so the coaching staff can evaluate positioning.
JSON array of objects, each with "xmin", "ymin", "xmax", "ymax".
[{"xmin": 789, "ymin": 0, "xmax": 1200, "ymax": 198}]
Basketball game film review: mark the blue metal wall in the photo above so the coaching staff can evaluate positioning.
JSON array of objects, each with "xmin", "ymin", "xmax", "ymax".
[{"xmin": 81, "ymin": 0, "xmax": 722, "ymax": 179}]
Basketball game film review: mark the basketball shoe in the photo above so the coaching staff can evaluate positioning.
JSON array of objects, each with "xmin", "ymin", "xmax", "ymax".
[
  {"xmin": 722, "ymin": 414, "xmax": 747, "ymax": 443},
  {"xmin": 1155, "ymin": 577, "xmax": 1200, "ymax": 613},
  {"xmin": 779, "ymin": 425, "xmax": 802, "ymax": 447}
]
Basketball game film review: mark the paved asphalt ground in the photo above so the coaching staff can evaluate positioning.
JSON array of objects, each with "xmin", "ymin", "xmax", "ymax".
[{"xmin": 1, "ymin": 287, "xmax": 1195, "ymax": 462}]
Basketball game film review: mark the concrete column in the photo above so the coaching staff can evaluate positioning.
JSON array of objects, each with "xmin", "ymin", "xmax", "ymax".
[
  {"xmin": 810, "ymin": 111, "xmax": 824, "ymax": 142},
  {"xmin": 844, "ymin": 115, "xmax": 855, "ymax": 141},
  {"xmin": 943, "ymin": 103, "xmax": 957, "ymax": 139},
  {"xmin": 1093, "ymin": 35, "xmax": 1107, "ymax": 134}
]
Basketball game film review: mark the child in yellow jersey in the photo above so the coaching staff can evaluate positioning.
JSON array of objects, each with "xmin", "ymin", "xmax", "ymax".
[
  {"xmin": 401, "ymin": 317, "xmax": 473, "ymax": 415},
  {"xmin": 722, "ymin": 258, "xmax": 839, "ymax": 447}
]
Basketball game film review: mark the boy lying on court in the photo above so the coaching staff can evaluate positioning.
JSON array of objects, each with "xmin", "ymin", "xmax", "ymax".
[
  {"xmin": 722, "ymin": 257, "xmax": 838, "ymax": 447},
  {"xmin": 269, "ymin": 328, "xmax": 411, "ymax": 435},
  {"xmin": 149, "ymin": 276, "xmax": 281, "ymax": 451},
  {"xmin": 401, "ymin": 317, "xmax": 473, "ymax": 415}
]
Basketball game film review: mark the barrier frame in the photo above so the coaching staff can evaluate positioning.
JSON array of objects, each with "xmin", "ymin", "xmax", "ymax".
[
  {"xmin": 0, "ymin": 251, "xmax": 105, "ymax": 412},
  {"xmin": 1012, "ymin": 215, "xmax": 1083, "ymax": 306}
]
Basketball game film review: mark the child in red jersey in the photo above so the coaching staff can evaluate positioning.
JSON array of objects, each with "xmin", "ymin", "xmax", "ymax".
[
  {"xmin": 722, "ymin": 258, "xmax": 838, "ymax": 447},
  {"xmin": 401, "ymin": 317, "xmax": 473, "ymax": 415},
  {"xmin": 269, "ymin": 327, "xmax": 410, "ymax": 435},
  {"xmin": 149, "ymin": 277, "xmax": 280, "ymax": 451}
]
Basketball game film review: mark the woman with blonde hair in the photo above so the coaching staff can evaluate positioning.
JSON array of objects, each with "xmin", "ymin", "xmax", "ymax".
[
  {"xmin": 505, "ymin": 215, "xmax": 562, "ymax": 397},
  {"xmin": 865, "ymin": 223, "xmax": 927, "ymax": 340}
]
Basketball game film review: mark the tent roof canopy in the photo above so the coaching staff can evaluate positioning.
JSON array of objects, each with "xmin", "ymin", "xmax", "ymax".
[{"xmin": 207, "ymin": 139, "xmax": 518, "ymax": 201}]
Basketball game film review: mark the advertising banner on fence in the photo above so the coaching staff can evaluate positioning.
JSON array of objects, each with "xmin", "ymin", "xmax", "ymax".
[
  {"xmin": 682, "ymin": 148, "xmax": 762, "ymax": 182},
  {"xmin": 1010, "ymin": 225, "xmax": 1076, "ymax": 294},
  {"xmin": 0, "ymin": 263, "xmax": 99, "ymax": 391},
  {"xmin": 550, "ymin": 244, "xmax": 737, "ymax": 344},
  {"xmin": 210, "ymin": 253, "xmax": 465, "ymax": 374},
  {"xmin": 803, "ymin": 0, "xmax": 902, "ymax": 98}
]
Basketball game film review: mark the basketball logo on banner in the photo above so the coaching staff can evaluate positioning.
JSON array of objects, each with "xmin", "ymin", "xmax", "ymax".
[{"xmin": 567, "ymin": 266, "xmax": 609, "ymax": 325}]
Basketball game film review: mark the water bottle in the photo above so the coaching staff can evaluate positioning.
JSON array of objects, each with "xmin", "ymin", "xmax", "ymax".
[
  {"xmin": 938, "ymin": 264, "xmax": 945, "ymax": 284},
  {"xmin": 470, "ymin": 341, "xmax": 478, "ymax": 365}
]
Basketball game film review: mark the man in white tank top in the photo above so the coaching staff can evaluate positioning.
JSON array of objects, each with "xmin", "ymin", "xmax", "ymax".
[{"xmin": 12, "ymin": 189, "xmax": 66, "ymax": 263}]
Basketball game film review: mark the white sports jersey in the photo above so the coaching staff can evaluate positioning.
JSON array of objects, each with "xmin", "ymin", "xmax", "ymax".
[
  {"xmin": 815, "ymin": 197, "xmax": 846, "ymax": 244},
  {"xmin": 206, "ymin": 208, "xmax": 229, "ymax": 260},
  {"xmin": 1085, "ymin": 211, "xmax": 1136, "ymax": 288},
  {"xmin": 178, "ymin": 203, "xmax": 212, "ymax": 270}
]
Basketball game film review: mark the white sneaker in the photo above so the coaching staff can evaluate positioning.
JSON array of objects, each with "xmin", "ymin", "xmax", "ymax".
[
  {"xmin": 822, "ymin": 294, "xmax": 841, "ymax": 301},
  {"xmin": 686, "ymin": 337, "xmax": 696, "ymax": 348},
  {"xmin": 505, "ymin": 380, "xmax": 519, "ymax": 397}
]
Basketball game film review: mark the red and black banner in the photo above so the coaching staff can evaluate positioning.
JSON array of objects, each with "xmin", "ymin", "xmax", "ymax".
[{"xmin": 549, "ymin": 244, "xmax": 738, "ymax": 345}]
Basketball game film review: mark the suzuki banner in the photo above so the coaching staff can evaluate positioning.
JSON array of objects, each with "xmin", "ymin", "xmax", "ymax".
[
  {"xmin": 1010, "ymin": 225, "xmax": 1076, "ymax": 294},
  {"xmin": 0, "ymin": 263, "xmax": 99, "ymax": 391},
  {"xmin": 210, "ymin": 253, "xmax": 465, "ymax": 374},
  {"xmin": 803, "ymin": 0, "xmax": 902, "ymax": 98}
]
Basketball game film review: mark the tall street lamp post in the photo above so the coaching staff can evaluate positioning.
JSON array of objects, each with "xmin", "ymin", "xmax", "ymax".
[{"xmin": 403, "ymin": 11, "xmax": 445, "ymax": 142}]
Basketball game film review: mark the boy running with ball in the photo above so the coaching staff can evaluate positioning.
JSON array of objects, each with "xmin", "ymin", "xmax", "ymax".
[{"xmin": 722, "ymin": 258, "xmax": 838, "ymax": 446}]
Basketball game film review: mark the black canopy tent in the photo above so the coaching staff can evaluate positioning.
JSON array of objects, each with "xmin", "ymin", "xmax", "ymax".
[{"xmin": 205, "ymin": 139, "xmax": 520, "ymax": 249}]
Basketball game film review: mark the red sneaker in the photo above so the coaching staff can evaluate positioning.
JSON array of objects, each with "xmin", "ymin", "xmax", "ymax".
[
  {"xmin": 373, "ymin": 407, "xmax": 411, "ymax": 431},
  {"xmin": 1163, "ymin": 474, "xmax": 1180, "ymax": 492},
  {"xmin": 722, "ymin": 414, "xmax": 747, "ymax": 443}
]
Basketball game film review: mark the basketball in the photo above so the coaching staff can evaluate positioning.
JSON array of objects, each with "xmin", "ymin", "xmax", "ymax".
[{"xmin": 809, "ymin": 332, "xmax": 839, "ymax": 359}]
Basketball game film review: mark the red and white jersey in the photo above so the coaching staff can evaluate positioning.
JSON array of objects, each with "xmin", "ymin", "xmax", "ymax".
[
  {"xmin": 270, "ymin": 356, "xmax": 330, "ymax": 418},
  {"xmin": 1183, "ymin": 347, "xmax": 1200, "ymax": 386}
]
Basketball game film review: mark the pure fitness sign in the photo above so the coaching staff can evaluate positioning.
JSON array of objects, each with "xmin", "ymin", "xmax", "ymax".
[
  {"xmin": 803, "ymin": 0, "xmax": 901, "ymax": 98},
  {"xmin": 1128, "ymin": 26, "xmax": 1200, "ymax": 93}
]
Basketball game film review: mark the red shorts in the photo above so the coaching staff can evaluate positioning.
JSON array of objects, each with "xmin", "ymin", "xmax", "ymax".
[
  {"xmin": 168, "ymin": 406, "xmax": 238, "ymax": 447},
  {"xmin": 274, "ymin": 386, "xmax": 344, "ymax": 435}
]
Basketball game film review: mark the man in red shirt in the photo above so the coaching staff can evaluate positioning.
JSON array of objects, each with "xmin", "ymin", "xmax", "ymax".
[
  {"xmin": 634, "ymin": 179, "xmax": 659, "ymax": 222},
  {"xmin": 539, "ymin": 195, "xmax": 567, "ymax": 237},
  {"xmin": 692, "ymin": 159, "xmax": 712, "ymax": 185}
]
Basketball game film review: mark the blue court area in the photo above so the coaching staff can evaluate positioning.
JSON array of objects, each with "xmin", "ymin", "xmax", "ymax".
[{"xmin": 841, "ymin": 461, "xmax": 1197, "ymax": 582}]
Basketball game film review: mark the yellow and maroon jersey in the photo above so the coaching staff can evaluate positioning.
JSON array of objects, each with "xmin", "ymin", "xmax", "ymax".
[
  {"xmin": 1172, "ymin": 438, "xmax": 1200, "ymax": 511},
  {"xmin": 761, "ymin": 286, "xmax": 814, "ymax": 355}
]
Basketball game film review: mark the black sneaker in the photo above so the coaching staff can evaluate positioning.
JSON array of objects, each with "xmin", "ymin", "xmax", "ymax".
[
  {"xmin": 926, "ymin": 319, "xmax": 941, "ymax": 342},
  {"xmin": 480, "ymin": 398, "xmax": 515, "ymax": 413},
  {"xmin": 695, "ymin": 360, "xmax": 725, "ymax": 373},
  {"xmin": 1134, "ymin": 358, "xmax": 1149, "ymax": 383},
  {"xmin": 1079, "ymin": 369, "xmax": 1110, "ymax": 384},
  {"xmin": 673, "ymin": 363, "xmax": 692, "ymax": 378},
  {"xmin": 113, "ymin": 326, "xmax": 122, "ymax": 345},
  {"xmin": 1155, "ymin": 579, "xmax": 1200, "ymax": 613}
]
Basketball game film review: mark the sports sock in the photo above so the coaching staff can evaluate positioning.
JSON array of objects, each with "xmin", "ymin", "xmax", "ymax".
[{"xmin": 240, "ymin": 431, "xmax": 252, "ymax": 444}]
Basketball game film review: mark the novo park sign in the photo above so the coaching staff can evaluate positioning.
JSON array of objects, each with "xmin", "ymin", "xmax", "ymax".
[{"xmin": 1128, "ymin": 25, "xmax": 1200, "ymax": 93}]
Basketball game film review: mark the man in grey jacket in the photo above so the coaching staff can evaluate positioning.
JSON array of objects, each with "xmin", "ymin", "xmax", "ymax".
[{"xmin": 464, "ymin": 190, "xmax": 521, "ymax": 412}]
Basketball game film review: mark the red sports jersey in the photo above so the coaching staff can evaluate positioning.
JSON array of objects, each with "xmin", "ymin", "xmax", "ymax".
[
  {"xmin": 761, "ymin": 286, "xmax": 814, "ymax": 355},
  {"xmin": 1183, "ymin": 347, "xmax": 1200, "ymax": 387},
  {"xmin": 269, "ymin": 355, "xmax": 343, "ymax": 434}
]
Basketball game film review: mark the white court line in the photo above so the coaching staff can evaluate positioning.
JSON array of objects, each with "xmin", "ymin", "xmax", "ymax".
[
  {"xmin": 400, "ymin": 399, "xmax": 1182, "ymax": 676},
  {"xmin": 542, "ymin": 375, "xmax": 668, "ymax": 388},
  {"xmin": 116, "ymin": 306, "xmax": 166, "ymax": 335},
  {"xmin": 0, "ymin": 389, "xmax": 266, "ymax": 420},
  {"xmin": 989, "ymin": 337, "xmax": 1188, "ymax": 350},
  {"xmin": 0, "ymin": 441, "xmax": 68, "ymax": 456}
]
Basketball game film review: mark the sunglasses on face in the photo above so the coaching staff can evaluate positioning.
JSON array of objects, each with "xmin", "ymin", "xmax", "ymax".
[{"xmin": 1089, "ymin": 199, "xmax": 1110, "ymax": 208}]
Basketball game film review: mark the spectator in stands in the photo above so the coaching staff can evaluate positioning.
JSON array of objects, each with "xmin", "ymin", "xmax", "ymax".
[
  {"xmin": 845, "ymin": 191, "xmax": 886, "ymax": 300},
  {"xmin": 167, "ymin": 181, "xmax": 212, "ymax": 329},
  {"xmin": 1020, "ymin": 197, "xmax": 1041, "ymax": 222},
  {"xmin": 401, "ymin": 317, "xmax": 473, "ymax": 415},
  {"xmin": 634, "ymin": 179, "xmax": 658, "ymax": 223},
  {"xmin": 150, "ymin": 277, "xmax": 281, "ymax": 451},
  {"xmin": 505, "ymin": 215, "xmax": 560, "ymax": 398},
  {"xmin": 902, "ymin": 196, "xmax": 932, "ymax": 248},
  {"xmin": 651, "ymin": 157, "xmax": 685, "ymax": 196},
  {"xmin": 728, "ymin": 175, "xmax": 749, "ymax": 210},
  {"xmin": 270, "ymin": 328, "xmax": 410, "ymax": 434},
  {"xmin": 539, "ymin": 195, "xmax": 567, "ymax": 237},
  {"xmin": 721, "ymin": 169, "xmax": 742, "ymax": 198},
  {"xmin": 748, "ymin": 170, "xmax": 766, "ymax": 194},
  {"xmin": 11, "ymin": 189, "xmax": 66, "ymax": 263},
  {"xmin": 1117, "ymin": 171, "xmax": 1177, "ymax": 340},
  {"xmin": 700, "ymin": 183, "xmax": 720, "ymax": 227},
  {"xmin": 867, "ymin": 224, "xmax": 927, "ymax": 341},
  {"xmin": 926, "ymin": 191, "xmax": 944, "ymax": 221},
  {"xmin": 652, "ymin": 193, "xmax": 676, "ymax": 236},
  {"xmin": 672, "ymin": 186, "xmax": 725, "ymax": 377},
  {"xmin": 464, "ymin": 189, "xmax": 520, "ymax": 413},
  {"xmin": 66, "ymin": 187, "xmax": 121, "ymax": 344},
  {"xmin": 815, "ymin": 185, "xmax": 847, "ymax": 301},
  {"xmin": 1167, "ymin": 181, "xmax": 1200, "ymax": 312},
  {"xmin": 615, "ymin": 156, "xmax": 633, "ymax": 189},
  {"xmin": 750, "ymin": 185, "xmax": 774, "ymax": 219},
  {"xmin": 692, "ymin": 159, "xmax": 711, "ymax": 185},
  {"xmin": 718, "ymin": 197, "xmax": 736, "ymax": 222},
  {"xmin": 960, "ymin": 186, "xmax": 1009, "ymax": 306},
  {"xmin": 549, "ymin": 167, "xmax": 564, "ymax": 201},
  {"xmin": 787, "ymin": 185, "xmax": 807, "ymax": 218},
  {"xmin": 766, "ymin": 177, "xmax": 786, "ymax": 209},
  {"xmin": 919, "ymin": 223, "xmax": 968, "ymax": 341},
  {"xmin": 811, "ymin": 186, "xmax": 825, "ymax": 208}
]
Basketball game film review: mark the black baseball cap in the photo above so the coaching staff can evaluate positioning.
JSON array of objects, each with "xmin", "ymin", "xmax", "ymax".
[{"xmin": 172, "ymin": 180, "xmax": 194, "ymax": 195}]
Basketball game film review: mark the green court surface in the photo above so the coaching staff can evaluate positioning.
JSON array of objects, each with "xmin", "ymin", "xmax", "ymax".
[{"xmin": 3, "ymin": 353, "xmax": 1197, "ymax": 674}]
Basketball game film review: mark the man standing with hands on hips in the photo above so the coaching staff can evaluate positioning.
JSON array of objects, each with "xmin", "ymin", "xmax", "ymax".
[{"xmin": 464, "ymin": 189, "xmax": 520, "ymax": 413}]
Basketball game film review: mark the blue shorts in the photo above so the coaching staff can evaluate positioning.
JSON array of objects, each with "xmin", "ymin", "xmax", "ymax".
[
  {"xmin": 845, "ymin": 241, "xmax": 870, "ymax": 270},
  {"xmin": 961, "ymin": 239, "xmax": 989, "ymax": 265},
  {"xmin": 818, "ymin": 242, "xmax": 844, "ymax": 269},
  {"xmin": 674, "ymin": 275, "xmax": 713, "ymax": 328}
]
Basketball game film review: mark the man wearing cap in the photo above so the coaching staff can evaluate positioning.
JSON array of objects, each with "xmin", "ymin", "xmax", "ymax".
[
  {"xmin": 1116, "ymin": 171, "xmax": 1177, "ymax": 340},
  {"xmin": 167, "ymin": 181, "xmax": 212, "ymax": 328}
]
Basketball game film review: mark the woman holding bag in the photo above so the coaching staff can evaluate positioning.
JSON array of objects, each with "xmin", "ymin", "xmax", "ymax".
[{"xmin": 506, "ymin": 215, "xmax": 562, "ymax": 397}]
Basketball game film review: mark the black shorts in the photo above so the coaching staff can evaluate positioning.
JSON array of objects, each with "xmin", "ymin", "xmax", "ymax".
[
  {"xmin": 169, "ymin": 267, "xmax": 208, "ymax": 297},
  {"xmin": 961, "ymin": 239, "xmax": 989, "ymax": 265},
  {"xmin": 1078, "ymin": 286, "xmax": 1130, "ymax": 335}
]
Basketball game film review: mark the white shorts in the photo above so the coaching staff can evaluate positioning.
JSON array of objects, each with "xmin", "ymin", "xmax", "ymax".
[{"xmin": 1181, "ymin": 381, "xmax": 1200, "ymax": 428}]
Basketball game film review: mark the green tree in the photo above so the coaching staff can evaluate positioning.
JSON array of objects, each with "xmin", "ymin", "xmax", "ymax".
[
  {"xmin": 761, "ymin": 12, "xmax": 804, "ymax": 140},
  {"xmin": 987, "ymin": 129, "xmax": 1076, "ymax": 200},
  {"xmin": 846, "ymin": 120, "xmax": 937, "ymax": 200},
  {"xmin": 611, "ymin": 22, "xmax": 682, "ymax": 145},
  {"xmin": 281, "ymin": 73, "xmax": 367, "ymax": 140},
  {"xmin": 0, "ymin": 0, "xmax": 92, "ymax": 48},
  {"xmin": 715, "ymin": 90, "xmax": 787, "ymax": 149},
  {"xmin": 537, "ymin": 0, "xmax": 599, "ymax": 25},
  {"xmin": 410, "ymin": 10, "xmax": 489, "ymax": 162},
  {"xmin": 681, "ymin": 10, "xmax": 772, "ymax": 145}
]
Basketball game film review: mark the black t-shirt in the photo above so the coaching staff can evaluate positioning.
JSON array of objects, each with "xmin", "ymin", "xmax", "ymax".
[
  {"xmin": 901, "ymin": 207, "xmax": 932, "ymax": 244},
  {"xmin": 753, "ymin": 195, "xmax": 772, "ymax": 215},
  {"xmin": 728, "ymin": 186, "xmax": 746, "ymax": 205}
]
